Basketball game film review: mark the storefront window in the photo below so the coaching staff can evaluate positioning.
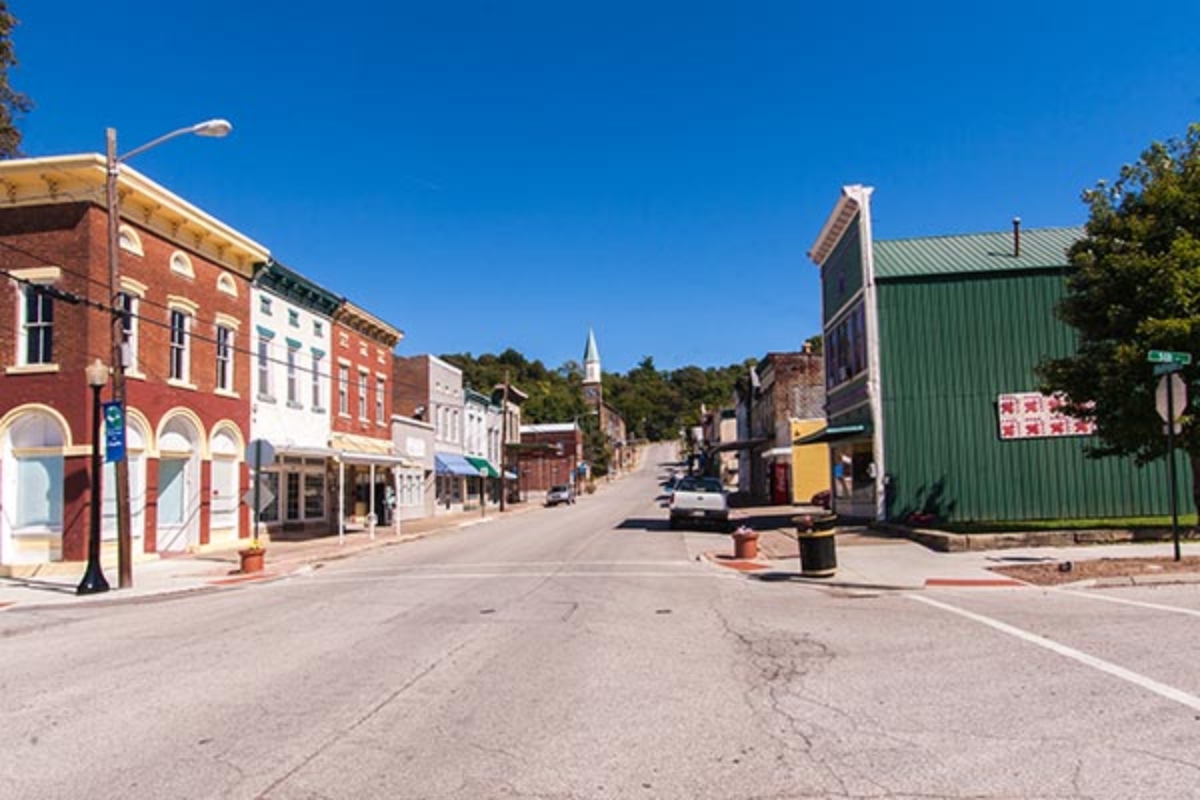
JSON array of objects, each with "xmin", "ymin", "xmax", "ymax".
[{"xmin": 304, "ymin": 471, "xmax": 325, "ymax": 518}]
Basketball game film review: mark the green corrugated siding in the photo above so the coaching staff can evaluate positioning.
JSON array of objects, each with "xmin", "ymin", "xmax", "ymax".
[
  {"xmin": 822, "ymin": 213, "xmax": 864, "ymax": 319},
  {"xmin": 878, "ymin": 270, "xmax": 1186, "ymax": 522}
]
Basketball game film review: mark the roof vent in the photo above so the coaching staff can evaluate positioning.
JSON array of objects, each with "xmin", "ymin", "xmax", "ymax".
[{"xmin": 1012, "ymin": 217, "xmax": 1021, "ymax": 258}]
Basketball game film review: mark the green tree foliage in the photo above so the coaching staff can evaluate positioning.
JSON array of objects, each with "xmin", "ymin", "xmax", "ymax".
[
  {"xmin": 0, "ymin": 3, "xmax": 31, "ymax": 158},
  {"xmin": 442, "ymin": 350, "xmax": 755, "ymax": 443},
  {"xmin": 1038, "ymin": 124, "xmax": 1200, "ymax": 512}
]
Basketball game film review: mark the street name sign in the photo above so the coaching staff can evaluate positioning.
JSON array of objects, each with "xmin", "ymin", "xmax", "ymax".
[{"xmin": 1148, "ymin": 350, "xmax": 1192, "ymax": 365}]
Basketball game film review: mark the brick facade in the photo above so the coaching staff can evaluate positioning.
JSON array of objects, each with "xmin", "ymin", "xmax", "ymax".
[{"xmin": 0, "ymin": 156, "xmax": 268, "ymax": 570}]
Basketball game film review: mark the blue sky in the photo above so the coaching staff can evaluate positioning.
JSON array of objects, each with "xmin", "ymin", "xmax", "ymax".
[{"xmin": 11, "ymin": 1, "xmax": 1200, "ymax": 373}]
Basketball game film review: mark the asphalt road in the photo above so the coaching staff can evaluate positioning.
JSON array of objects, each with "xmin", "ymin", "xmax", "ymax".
[{"xmin": 3, "ymin": 444, "xmax": 1200, "ymax": 799}]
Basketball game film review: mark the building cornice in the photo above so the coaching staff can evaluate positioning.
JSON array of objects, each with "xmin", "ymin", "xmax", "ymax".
[
  {"xmin": 0, "ymin": 154, "xmax": 269, "ymax": 278},
  {"xmin": 808, "ymin": 184, "xmax": 872, "ymax": 267},
  {"xmin": 335, "ymin": 301, "xmax": 404, "ymax": 348}
]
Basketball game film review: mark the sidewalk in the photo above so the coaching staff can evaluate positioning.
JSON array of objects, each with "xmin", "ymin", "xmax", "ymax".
[
  {"xmin": 705, "ymin": 504, "xmax": 1200, "ymax": 590},
  {"xmin": 0, "ymin": 504, "xmax": 537, "ymax": 611}
]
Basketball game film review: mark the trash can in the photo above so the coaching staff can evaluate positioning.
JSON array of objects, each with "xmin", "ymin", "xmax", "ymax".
[{"xmin": 796, "ymin": 525, "xmax": 837, "ymax": 577}]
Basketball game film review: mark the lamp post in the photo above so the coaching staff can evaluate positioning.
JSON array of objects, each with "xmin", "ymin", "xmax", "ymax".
[
  {"xmin": 106, "ymin": 119, "xmax": 233, "ymax": 589},
  {"xmin": 77, "ymin": 359, "xmax": 111, "ymax": 595}
]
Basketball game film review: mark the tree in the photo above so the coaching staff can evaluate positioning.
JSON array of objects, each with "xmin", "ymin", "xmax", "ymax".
[
  {"xmin": 0, "ymin": 3, "xmax": 31, "ymax": 158},
  {"xmin": 1038, "ymin": 124, "xmax": 1200, "ymax": 515}
]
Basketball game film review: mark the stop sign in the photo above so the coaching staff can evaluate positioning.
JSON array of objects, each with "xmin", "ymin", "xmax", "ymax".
[{"xmin": 1155, "ymin": 373, "xmax": 1187, "ymax": 423}]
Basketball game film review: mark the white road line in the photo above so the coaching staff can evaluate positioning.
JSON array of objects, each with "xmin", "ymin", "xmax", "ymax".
[
  {"xmin": 909, "ymin": 594, "xmax": 1200, "ymax": 713},
  {"xmin": 328, "ymin": 561, "xmax": 696, "ymax": 573},
  {"xmin": 1051, "ymin": 589, "xmax": 1200, "ymax": 619},
  {"xmin": 302, "ymin": 570, "xmax": 736, "ymax": 582}
]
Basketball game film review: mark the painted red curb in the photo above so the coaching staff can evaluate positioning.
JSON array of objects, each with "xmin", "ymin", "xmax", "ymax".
[
  {"xmin": 925, "ymin": 577, "xmax": 1024, "ymax": 587},
  {"xmin": 207, "ymin": 572, "xmax": 276, "ymax": 586},
  {"xmin": 703, "ymin": 553, "xmax": 770, "ymax": 572}
]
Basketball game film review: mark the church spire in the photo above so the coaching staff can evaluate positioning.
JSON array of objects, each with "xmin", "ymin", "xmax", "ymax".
[{"xmin": 583, "ymin": 328, "xmax": 602, "ymax": 392}]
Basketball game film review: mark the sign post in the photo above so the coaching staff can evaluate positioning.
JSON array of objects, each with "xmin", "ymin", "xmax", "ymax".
[
  {"xmin": 1149, "ymin": 352, "xmax": 1190, "ymax": 561},
  {"xmin": 244, "ymin": 439, "xmax": 276, "ymax": 546}
]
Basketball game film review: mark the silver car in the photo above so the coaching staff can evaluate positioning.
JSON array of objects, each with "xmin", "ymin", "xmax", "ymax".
[{"xmin": 546, "ymin": 484, "xmax": 575, "ymax": 506}]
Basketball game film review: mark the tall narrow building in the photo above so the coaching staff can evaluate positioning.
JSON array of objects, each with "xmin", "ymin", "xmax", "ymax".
[{"xmin": 582, "ymin": 327, "xmax": 602, "ymax": 409}]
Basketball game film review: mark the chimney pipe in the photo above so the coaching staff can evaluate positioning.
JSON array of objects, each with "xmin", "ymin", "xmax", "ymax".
[{"xmin": 1012, "ymin": 217, "xmax": 1021, "ymax": 258}]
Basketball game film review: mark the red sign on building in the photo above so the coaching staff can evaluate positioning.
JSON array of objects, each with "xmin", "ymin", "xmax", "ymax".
[{"xmin": 997, "ymin": 392, "xmax": 1095, "ymax": 440}]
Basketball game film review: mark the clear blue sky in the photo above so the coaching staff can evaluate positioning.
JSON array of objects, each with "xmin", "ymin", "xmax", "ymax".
[{"xmin": 12, "ymin": 1, "xmax": 1200, "ymax": 373}]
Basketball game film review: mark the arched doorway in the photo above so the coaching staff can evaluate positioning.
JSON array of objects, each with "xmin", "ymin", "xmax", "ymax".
[
  {"xmin": 156, "ymin": 414, "xmax": 202, "ymax": 553},
  {"xmin": 102, "ymin": 414, "xmax": 147, "ymax": 551},
  {"xmin": 209, "ymin": 425, "xmax": 242, "ymax": 545},
  {"xmin": 1, "ymin": 407, "xmax": 68, "ymax": 565}
]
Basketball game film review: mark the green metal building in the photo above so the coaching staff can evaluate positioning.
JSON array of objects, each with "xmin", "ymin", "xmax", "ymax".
[{"xmin": 804, "ymin": 185, "xmax": 1183, "ymax": 524}]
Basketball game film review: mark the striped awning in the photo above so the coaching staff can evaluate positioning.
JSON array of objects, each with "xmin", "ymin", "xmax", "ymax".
[
  {"xmin": 436, "ymin": 453, "xmax": 481, "ymax": 477},
  {"xmin": 465, "ymin": 456, "xmax": 500, "ymax": 478}
]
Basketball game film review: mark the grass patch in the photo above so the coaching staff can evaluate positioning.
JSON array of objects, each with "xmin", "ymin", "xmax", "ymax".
[{"xmin": 940, "ymin": 515, "xmax": 1199, "ymax": 534}]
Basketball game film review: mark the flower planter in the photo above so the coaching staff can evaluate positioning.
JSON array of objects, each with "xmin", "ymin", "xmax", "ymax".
[
  {"xmin": 238, "ymin": 548, "xmax": 266, "ymax": 574},
  {"xmin": 731, "ymin": 528, "xmax": 759, "ymax": 560}
]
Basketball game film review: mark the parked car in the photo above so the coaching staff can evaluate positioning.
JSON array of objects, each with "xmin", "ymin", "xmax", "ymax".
[
  {"xmin": 668, "ymin": 476, "xmax": 730, "ymax": 531},
  {"xmin": 546, "ymin": 484, "xmax": 575, "ymax": 507}
]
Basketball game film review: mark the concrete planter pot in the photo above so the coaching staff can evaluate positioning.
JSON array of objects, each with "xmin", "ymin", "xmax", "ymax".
[{"xmin": 238, "ymin": 548, "xmax": 266, "ymax": 574}]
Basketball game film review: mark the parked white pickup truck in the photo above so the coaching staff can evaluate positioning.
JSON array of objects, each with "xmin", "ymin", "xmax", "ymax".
[{"xmin": 668, "ymin": 475, "xmax": 731, "ymax": 531}]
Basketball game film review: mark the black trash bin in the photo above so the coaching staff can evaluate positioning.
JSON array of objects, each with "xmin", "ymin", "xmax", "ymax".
[{"xmin": 797, "ymin": 527, "xmax": 837, "ymax": 577}]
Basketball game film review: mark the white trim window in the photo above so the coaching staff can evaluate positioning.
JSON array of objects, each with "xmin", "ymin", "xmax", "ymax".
[
  {"xmin": 338, "ymin": 364, "xmax": 349, "ymax": 415},
  {"xmin": 215, "ymin": 325, "xmax": 234, "ymax": 392},
  {"xmin": 116, "ymin": 292, "xmax": 138, "ymax": 372},
  {"xmin": 257, "ymin": 335, "xmax": 274, "ymax": 400},
  {"xmin": 375, "ymin": 376, "xmax": 386, "ymax": 424},
  {"xmin": 286, "ymin": 345, "xmax": 300, "ymax": 406},
  {"xmin": 18, "ymin": 285, "xmax": 54, "ymax": 365},
  {"xmin": 168, "ymin": 309, "xmax": 191, "ymax": 382},
  {"xmin": 357, "ymin": 370, "xmax": 369, "ymax": 420},
  {"xmin": 311, "ymin": 354, "xmax": 324, "ymax": 411}
]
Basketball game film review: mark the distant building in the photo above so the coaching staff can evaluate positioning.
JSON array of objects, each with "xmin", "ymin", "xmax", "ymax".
[{"xmin": 518, "ymin": 423, "xmax": 584, "ymax": 497}]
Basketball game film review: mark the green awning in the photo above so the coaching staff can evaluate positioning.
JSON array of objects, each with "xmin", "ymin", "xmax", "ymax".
[
  {"xmin": 465, "ymin": 456, "xmax": 500, "ymax": 479},
  {"xmin": 794, "ymin": 423, "xmax": 871, "ymax": 445}
]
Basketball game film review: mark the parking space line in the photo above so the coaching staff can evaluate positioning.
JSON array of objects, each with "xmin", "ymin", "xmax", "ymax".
[
  {"xmin": 909, "ymin": 594, "xmax": 1200, "ymax": 713},
  {"xmin": 1050, "ymin": 589, "xmax": 1200, "ymax": 619}
]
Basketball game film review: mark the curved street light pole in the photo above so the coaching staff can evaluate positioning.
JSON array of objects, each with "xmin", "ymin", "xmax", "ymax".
[{"xmin": 107, "ymin": 119, "xmax": 233, "ymax": 589}]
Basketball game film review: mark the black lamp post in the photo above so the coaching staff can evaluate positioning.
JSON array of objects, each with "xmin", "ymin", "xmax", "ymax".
[{"xmin": 77, "ymin": 359, "xmax": 111, "ymax": 595}]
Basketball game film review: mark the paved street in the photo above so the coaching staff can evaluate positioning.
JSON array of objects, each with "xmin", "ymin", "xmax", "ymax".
[{"xmin": 3, "ymin": 446, "xmax": 1200, "ymax": 799}]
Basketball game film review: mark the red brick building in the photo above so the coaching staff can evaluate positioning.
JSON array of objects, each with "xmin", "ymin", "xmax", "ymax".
[
  {"xmin": 330, "ymin": 301, "xmax": 404, "ymax": 533},
  {"xmin": 517, "ymin": 423, "xmax": 583, "ymax": 496},
  {"xmin": 0, "ymin": 156, "xmax": 268, "ymax": 572}
]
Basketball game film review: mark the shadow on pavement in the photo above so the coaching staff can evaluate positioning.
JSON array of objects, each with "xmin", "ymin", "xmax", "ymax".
[{"xmin": 0, "ymin": 577, "xmax": 79, "ymax": 596}]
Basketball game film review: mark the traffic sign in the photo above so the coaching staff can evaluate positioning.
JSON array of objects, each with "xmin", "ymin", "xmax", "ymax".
[
  {"xmin": 1156, "ymin": 373, "xmax": 1187, "ymax": 423},
  {"xmin": 241, "ymin": 478, "xmax": 276, "ymax": 514},
  {"xmin": 245, "ymin": 439, "xmax": 276, "ymax": 472},
  {"xmin": 1148, "ymin": 349, "xmax": 1192, "ymax": 365}
]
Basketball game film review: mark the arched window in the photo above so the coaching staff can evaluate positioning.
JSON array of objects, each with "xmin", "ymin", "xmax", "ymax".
[
  {"xmin": 6, "ymin": 410, "xmax": 66, "ymax": 531},
  {"xmin": 169, "ymin": 251, "xmax": 195, "ymax": 278},
  {"xmin": 118, "ymin": 225, "xmax": 144, "ymax": 256},
  {"xmin": 216, "ymin": 274, "xmax": 238, "ymax": 297}
]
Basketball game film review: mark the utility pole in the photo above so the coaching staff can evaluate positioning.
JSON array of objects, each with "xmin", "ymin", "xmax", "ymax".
[
  {"xmin": 499, "ymin": 370, "xmax": 509, "ymax": 512},
  {"xmin": 107, "ymin": 128, "xmax": 133, "ymax": 590}
]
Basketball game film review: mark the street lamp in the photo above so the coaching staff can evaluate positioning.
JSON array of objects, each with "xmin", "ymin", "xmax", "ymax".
[
  {"xmin": 77, "ymin": 359, "xmax": 111, "ymax": 595},
  {"xmin": 106, "ymin": 119, "xmax": 233, "ymax": 589}
]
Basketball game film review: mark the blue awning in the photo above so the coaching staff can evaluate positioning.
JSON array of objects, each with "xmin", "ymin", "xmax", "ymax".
[{"xmin": 436, "ymin": 453, "xmax": 481, "ymax": 477}]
